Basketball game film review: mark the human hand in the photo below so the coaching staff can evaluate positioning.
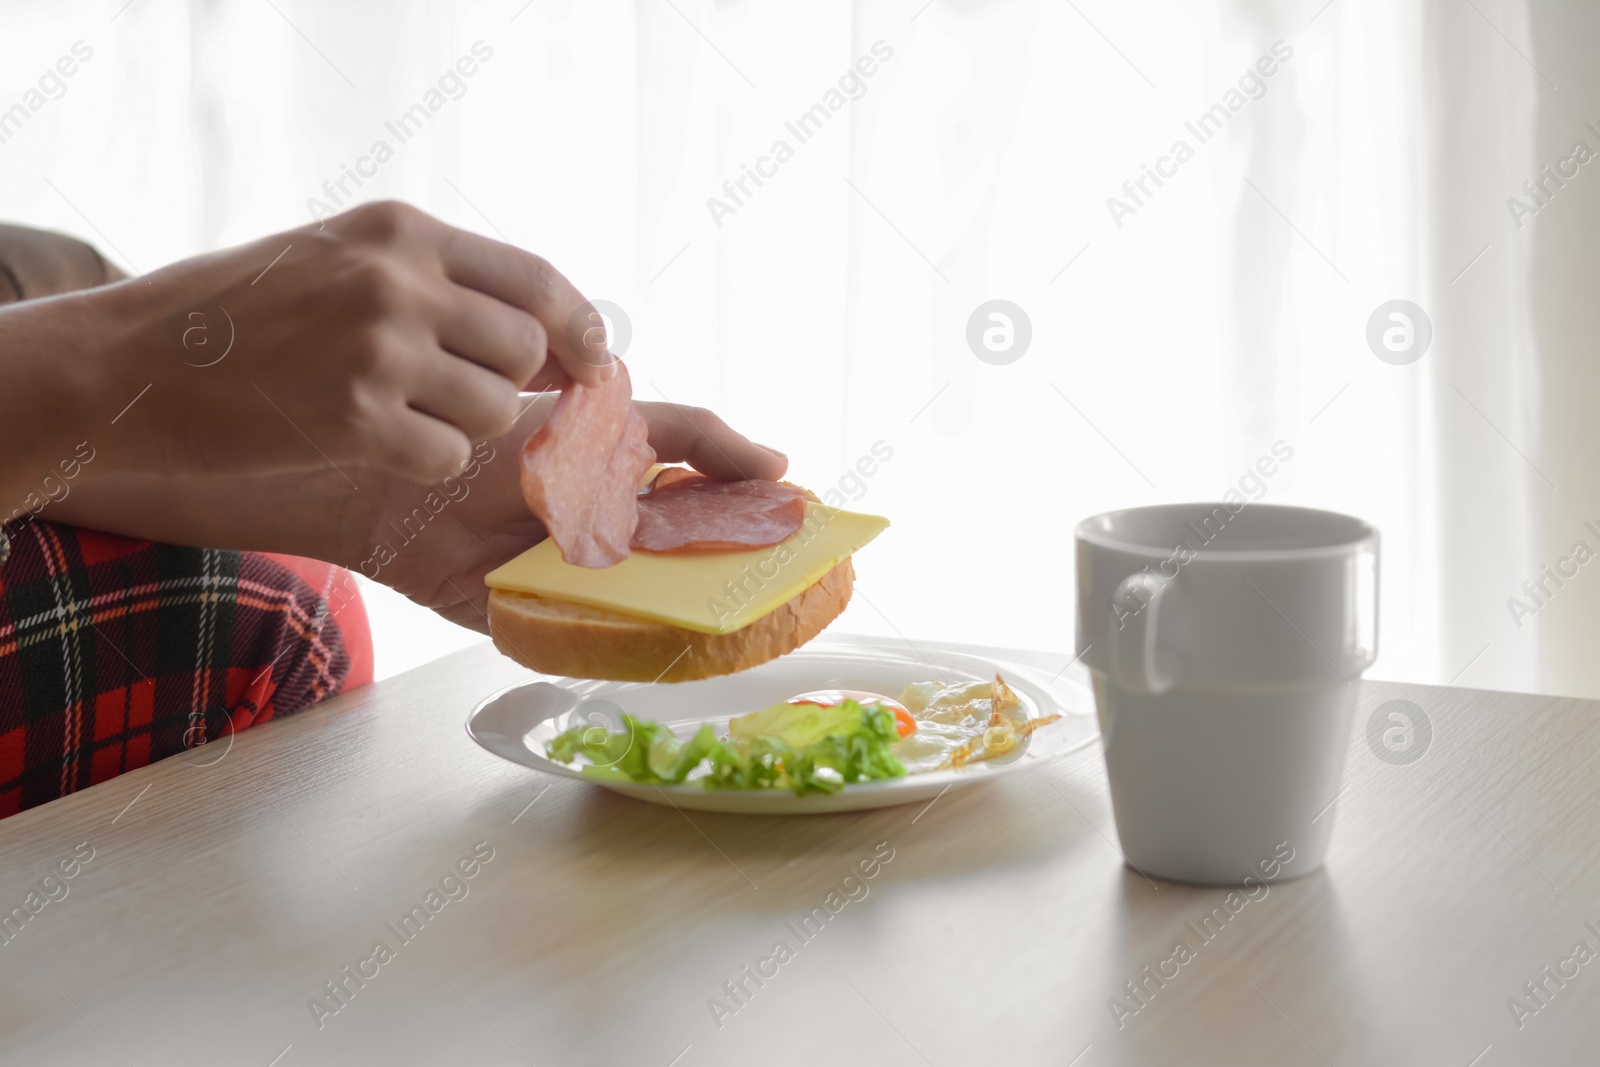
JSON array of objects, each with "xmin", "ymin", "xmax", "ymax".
[
  {"xmin": 349, "ymin": 397, "xmax": 789, "ymax": 631},
  {"xmin": 99, "ymin": 200, "xmax": 615, "ymax": 484}
]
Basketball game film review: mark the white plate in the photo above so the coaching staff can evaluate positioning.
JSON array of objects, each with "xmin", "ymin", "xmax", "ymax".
[{"xmin": 466, "ymin": 637, "xmax": 1098, "ymax": 814}]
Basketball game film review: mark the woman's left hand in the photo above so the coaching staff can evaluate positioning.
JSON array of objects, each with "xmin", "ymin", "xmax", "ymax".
[{"xmin": 354, "ymin": 397, "xmax": 788, "ymax": 631}]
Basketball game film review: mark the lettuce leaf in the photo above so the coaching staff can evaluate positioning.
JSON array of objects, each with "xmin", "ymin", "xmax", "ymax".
[
  {"xmin": 727, "ymin": 701, "xmax": 863, "ymax": 749},
  {"xmin": 545, "ymin": 700, "xmax": 906, "ymax": 796}
]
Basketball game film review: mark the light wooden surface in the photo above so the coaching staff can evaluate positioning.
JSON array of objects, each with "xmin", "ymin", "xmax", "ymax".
[{"xmin": 0, "ymin": 637, "xmax": 1596, "ymax": 1067}]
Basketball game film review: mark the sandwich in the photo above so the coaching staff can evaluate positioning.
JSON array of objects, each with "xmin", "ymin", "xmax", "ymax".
[{"xmin": 485, "ymin": 364, "xmax": 887, "ymax": 682}]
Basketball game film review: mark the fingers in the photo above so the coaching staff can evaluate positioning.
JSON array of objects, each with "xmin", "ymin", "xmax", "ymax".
[
  {"xmin": 438, "ymin": 227, "xmax": 614, "ymax": 388},
  {"xmin": 370, "ymin": 406, "xmax": 475, "ymax": 484},
  {"xmin": 406, "ymin": 348, "xmax": 521, "ymax": 443},
  {"xmin": 637, "ymin": 400, "xmax": 788, "ymax": 482},
  {"xmin": 518, "ymin": 361, "xmax": 575, "ymax": 395},
  {"xmin": 437, "ymin": 285, "xmax": 550, "ymax": 387}
]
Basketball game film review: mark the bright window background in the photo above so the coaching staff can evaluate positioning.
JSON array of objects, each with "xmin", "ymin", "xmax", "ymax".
[{"xmin": 5, "ymin": 0, "xmax": 1593, "ymax": 694}]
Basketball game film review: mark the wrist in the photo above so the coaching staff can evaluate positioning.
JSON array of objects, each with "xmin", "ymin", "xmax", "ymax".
[
  {"xmin": 309, "ymin": 467, "xmax": 385, "ymax": 571},
  {"xmin": 84, "ymin": 276, "xmax": 181, "ymax": 471},
  {"xmin": 0, "ymin": 288, "xmax": 134, "ymax": 517}
]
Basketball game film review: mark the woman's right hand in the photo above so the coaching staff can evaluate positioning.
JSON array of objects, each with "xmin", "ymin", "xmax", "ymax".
[{"xmin": 93, "ymin": 200, "xmax": 615, "ymax": 484}]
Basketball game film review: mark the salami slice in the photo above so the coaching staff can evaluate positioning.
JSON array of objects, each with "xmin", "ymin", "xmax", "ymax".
[
  {"xmin": 645, "ymin": 466, "xmax": 708, "ymax": 492},
  {"xmin": 520, "ymin": 363, "xmax": 656, "ymax": 568},
  {"xmin": 632, "ymin": 478, "xmax": 808, "ymax": 553}
]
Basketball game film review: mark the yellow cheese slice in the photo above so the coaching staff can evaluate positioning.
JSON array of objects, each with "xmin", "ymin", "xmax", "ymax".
[{"xmin": 484, "ymin": 502, "xmax": 889, "ymax": 635}]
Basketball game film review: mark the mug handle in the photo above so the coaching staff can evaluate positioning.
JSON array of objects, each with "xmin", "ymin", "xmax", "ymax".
[{"xmin": 1108, "ymin": 572, "xmax": 1174, "ymax": 695}]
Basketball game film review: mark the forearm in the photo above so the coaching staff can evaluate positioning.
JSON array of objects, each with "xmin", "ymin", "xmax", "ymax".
[
  {"xmin": 40, "ymin": 467, "xmax": 373, "ymax": 569},
  {"xmin": 0, "ymin": 223, "xmax": 136, "ymax": 521},
  {"xmin": 0, "ymin": 289, "xmax": 133, "ymax": 518}
]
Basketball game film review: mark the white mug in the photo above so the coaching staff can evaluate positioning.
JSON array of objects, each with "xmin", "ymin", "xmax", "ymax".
[{"xmin": 1075, "ymin": 503, "xmax": 1379, "ymax": 885}]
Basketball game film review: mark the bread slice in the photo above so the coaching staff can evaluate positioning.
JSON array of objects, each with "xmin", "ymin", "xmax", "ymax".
[{"xmin": 488, "ymin": 557, "xmax": 855, "ymax": 683}]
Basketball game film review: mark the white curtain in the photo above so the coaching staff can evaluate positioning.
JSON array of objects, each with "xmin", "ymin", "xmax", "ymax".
[{"xmin": 5, "ymin": 0, "xmax": 1590, "ymax": 694}]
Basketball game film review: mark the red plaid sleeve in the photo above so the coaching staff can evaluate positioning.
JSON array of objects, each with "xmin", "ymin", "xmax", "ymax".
[{"xmin": 0, "ymin": 519, "xmax": 373, "ymax": 818}]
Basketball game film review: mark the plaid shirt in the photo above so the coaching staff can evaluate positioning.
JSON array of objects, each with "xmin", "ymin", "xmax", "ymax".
[{"xmin": 0, "ymin": 519, "xmax": 371, "ymax": 818}]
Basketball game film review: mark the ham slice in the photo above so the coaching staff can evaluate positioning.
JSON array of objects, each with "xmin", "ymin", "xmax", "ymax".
[
  {"xmin": 520, "ymin": 363, "xmax": 656, "ymax": 568},
  {"xmin": 632, "ymin": 477, "xmax": 808, "ymax": 553}
]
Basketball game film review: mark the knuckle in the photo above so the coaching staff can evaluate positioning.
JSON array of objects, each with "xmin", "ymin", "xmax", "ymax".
[
  {"xmin": 521, "ymin": 253, "xmax": 555, "ymax": 288},
  {"xmin": 342, "ymin": 334, "xmax": 411, "ymax": 406},
  {"xmin": 347, "ymin": 257, "xmax": 412, "ymax": 318},
  {"xmin": 322, "ymin": 404, "xmax": 376, "ymax": 467},
  {"xmin": 336, "ymin": 376, "xmax": 387, "ymax": 435},
  {"xmin": 524, "ymin": 315, "xmax": 549, "ymax": 355},
  {"xmin": 685, "ymin": 404, "xmax": 720, "ymax": 428},
  {"xmin": 350, "ymin": 199, "xmax": 427, "ymax": 243},
  {"xmin": 517, "ymin": 317, "xmax": 550, "ymax": 379},
  {"xmin": 452, "ymin": 379, "xmax": 514, "ymax": 441}
]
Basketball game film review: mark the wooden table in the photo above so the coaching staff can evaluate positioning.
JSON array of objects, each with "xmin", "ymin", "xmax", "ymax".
[{"xmin": 1, "ymin": 637, "xmax": 1595, "ymax": 1067}]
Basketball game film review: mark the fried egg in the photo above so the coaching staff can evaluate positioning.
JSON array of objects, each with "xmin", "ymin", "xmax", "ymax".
[{"xmin": 891, "ymin": 677, "xmax": 1028, "ymax": 773}]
